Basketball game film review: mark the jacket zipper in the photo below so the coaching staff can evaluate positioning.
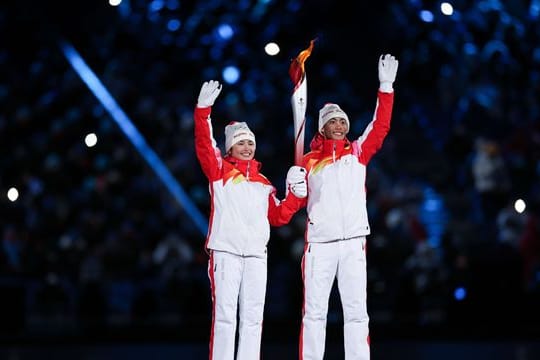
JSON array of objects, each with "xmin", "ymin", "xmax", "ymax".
[
  {"xmin": 333, "ymin": 141, "xmax": 345, "ymax": 239},
  {"xmin": 243, "ymin": 160, "xmax": 251, "ymax": 256}
]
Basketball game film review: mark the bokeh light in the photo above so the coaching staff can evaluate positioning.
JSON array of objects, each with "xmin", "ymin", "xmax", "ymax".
[
  {"xmin": 222, "ymin": 66, "xmax": 240, "ymax": 84},
  {"xmin": 85, "ymin": 132, "xmax": 98, "ymax": 147},
  {"xmin": 7, "ymin": 187, "xmax": 19, "ymax": 202},
  {"xmin": 264, "ymin": 42, "xmax": 280, "ymax": 56}
]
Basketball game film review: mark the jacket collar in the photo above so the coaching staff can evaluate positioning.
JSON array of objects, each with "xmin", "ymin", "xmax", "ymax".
[
  {"xmin": 310, "ymin": 133, "xmax": 351, "ymax": 157},
  {"xmin": 224, "ymin": 156, "xmax": 261, "ymax": 176}
]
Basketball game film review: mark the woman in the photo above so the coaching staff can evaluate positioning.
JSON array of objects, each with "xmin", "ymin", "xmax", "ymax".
[{"xmin": 193, "ymin": 80, "xmax": 306, "ymax": 360}]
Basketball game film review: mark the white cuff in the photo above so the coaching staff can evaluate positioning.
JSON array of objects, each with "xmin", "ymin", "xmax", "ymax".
[{"xmin": 379, "ymin": 82, "xmax": 394, "ymax": 93}]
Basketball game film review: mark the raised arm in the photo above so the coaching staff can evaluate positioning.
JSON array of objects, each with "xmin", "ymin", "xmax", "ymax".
[
  {"xmin": 194, "ymin": 80, "xmax": 223, "ymax": 181},
  {"xmin": 357, "ymin": 54, "xmax": 399, "ymax": 165}
]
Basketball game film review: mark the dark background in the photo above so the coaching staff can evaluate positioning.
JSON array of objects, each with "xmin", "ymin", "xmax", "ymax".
[{"xmin": 1, "ymin": 0, "xmax": 539, "ymax": 358}]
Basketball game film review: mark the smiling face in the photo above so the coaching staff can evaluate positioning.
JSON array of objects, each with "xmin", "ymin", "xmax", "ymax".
[
  {"xmin": 322, "ymin": 117, "xmax": 349, "ymax": 140},
  {"xmin": 229, "ymin": 139, "xmax": 256, "ymax": 160}
]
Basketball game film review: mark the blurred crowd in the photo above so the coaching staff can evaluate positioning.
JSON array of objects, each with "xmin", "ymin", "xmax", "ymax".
[{"xmin": 1, "ymin": 0, "xmax": 539, "ymax": 342}]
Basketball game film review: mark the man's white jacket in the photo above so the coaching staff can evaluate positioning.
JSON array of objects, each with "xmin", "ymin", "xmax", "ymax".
[{"xmin": 298, "ymin": 91, "xmax": 394, "ymax": 243}]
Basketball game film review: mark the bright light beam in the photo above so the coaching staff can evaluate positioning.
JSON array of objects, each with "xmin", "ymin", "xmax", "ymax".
[{"xmin": 60, "ymin": 41, "xmax": 208, "ymax": 236}]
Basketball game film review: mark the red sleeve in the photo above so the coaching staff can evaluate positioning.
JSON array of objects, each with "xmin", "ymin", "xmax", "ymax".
[
  {"xmin": 357, "ymin": 91, "xmax": 394, "ymax": 165},
  {"xmin": 194, "ymin": 106, "xmax": 222, "ymax": 181},
  {"xmin": 267, "ymin": 189, "xmax": 307, "ymax": 226}
]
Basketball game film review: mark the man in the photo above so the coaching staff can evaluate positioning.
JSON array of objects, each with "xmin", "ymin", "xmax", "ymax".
[{"xmin": 288, "ymin": 54, "xmax": 398, "ymax": 359}]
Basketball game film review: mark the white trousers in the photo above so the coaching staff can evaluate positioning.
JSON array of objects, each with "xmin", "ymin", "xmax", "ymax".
[
  {"xmin": 300, "ymin": 237, "xmax": 369, "ymax": 360},
  {"xmin": 208, "ymin": 250, "xmax": 267, "ymax": 360}
]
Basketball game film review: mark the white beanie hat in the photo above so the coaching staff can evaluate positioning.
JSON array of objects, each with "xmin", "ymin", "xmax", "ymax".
[
  {"xmin": 318, "ymin": 103, "xmax": 349, "ymax": 134},
  {"xmin": 225, "ymin": 121, "xmax": 256, "ymax": 152}
]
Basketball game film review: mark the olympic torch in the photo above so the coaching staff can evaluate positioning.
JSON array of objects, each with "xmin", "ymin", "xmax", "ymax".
[{"xmin": 289, "ymin": 39, "xmax": 315, "ymax": 166}]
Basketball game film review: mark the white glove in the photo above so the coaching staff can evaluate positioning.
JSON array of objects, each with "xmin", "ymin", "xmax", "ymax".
[
  {"xmin": 197, "ymin": 80, "xmax": 222, "ymax": 108},
  {"xmin": 378, "ymin": 54, "xmax": 399, "ymax": 93},
  {"xmin": 286, "ymin": 166, "xmax": 307, "ymax": 198}
]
